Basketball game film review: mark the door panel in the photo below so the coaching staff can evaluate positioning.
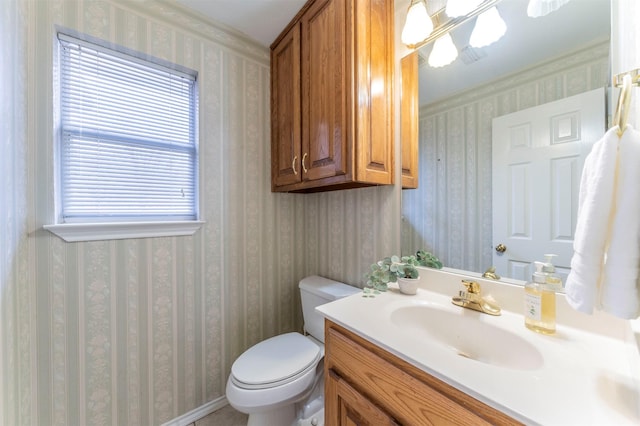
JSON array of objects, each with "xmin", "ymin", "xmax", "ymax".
[
  {"xmin": 492, "ymin": 88, "xmax": 605, "ymax": 282},
  {"xmin": 301, "ymin": 0, "xmax": 347, "ymax": 181},
  {"xmin": 271, "ymin": 26, "xmax": 302, "ymax": 188}
]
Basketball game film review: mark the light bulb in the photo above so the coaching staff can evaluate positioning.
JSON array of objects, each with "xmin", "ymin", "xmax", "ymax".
[
  {"xmin": 401, "ymin": 0, "xmax": 434, "ymax": 46},
  {"xmin": 428, "ymin": 33, "xmax": 458, "ymax": 68},
  {"xmin": 470, "ymin": 6, "xmax": 507, "ymax": 48}
]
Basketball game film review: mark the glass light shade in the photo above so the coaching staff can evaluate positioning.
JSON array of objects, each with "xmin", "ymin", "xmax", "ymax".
[
  {"xmin": 469, "ymin": 6, "xmax": 507, "ymax": 48},
  {"xmin": 527, "ymin": 0, "xmax": 571, "ymax": 17},
  {"xmin": 445, "ymin": 0, "xmax": 483, "ymax": 18},
  {"xmin": 401, "ymin": 0, "xmax": 434, "ymax": 46},
  {"xmin": 428, "ymin": 33, "xmax": 458, "ymax": 68}
]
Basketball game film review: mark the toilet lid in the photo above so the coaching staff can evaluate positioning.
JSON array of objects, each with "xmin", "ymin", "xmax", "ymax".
[{"xmin": 231, "ymin": 332, "xmax": 321, "ymax": 389}]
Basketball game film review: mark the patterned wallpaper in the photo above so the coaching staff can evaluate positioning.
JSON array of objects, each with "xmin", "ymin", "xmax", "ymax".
[
  {"xmin": 612, "ymin": 1, "xmax": 640, "ymax": 122},
  {"xmin": 402, "ymin": 42, "xmax": 610, "ymax": 274},
  {"xmin": 1, "ymin": 0, "xmax": 638, "ymax": 425},
  {"xmin": 0, "ymin": 1, "xmax": 399, "ymax": 425}
]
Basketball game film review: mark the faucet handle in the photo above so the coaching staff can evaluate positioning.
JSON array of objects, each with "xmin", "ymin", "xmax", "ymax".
[
  {"xmin": 461, "ymin": 280, "xmax": 481, "ymax": 294},
  {"xmin": 482, "ymin": 266, "xmax": 500, "ymax": 280}
]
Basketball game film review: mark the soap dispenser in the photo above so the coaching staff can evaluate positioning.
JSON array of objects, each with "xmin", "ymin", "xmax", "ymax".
[
  {"xmin": 542, "ymin": 254, "xmax": 563, "ymax": 288},
  {"xmin": 524, "ymin": 261, "xmax": 556, "ymax": 334}
]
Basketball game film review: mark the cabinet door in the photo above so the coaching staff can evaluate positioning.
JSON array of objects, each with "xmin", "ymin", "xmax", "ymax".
[
  {"xmin": 271, "ymin": 25, "xmax": 302, "ymax": 189},
  {"xmin": 401, "ymin": 51, "xmax": 419, "ymax": 189},
  {"xmin": 326, "ymin": 370, "xmax": 399, "ymax": 426},
  {"xmin": 352, "ymin": 0, "xmax": 394, "ymax": 184},
  {"xmin": 300, "ymin": 0, "xmax": 348, "ymax": 182}
]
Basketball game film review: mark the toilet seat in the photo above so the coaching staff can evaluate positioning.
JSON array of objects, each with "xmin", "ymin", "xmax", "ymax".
[{"xmin": 230, "ymin": 332, "xmax": 321, "ymax": 390}]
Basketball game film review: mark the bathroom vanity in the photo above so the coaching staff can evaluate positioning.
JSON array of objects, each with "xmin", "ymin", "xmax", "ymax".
[
  {"xmin": 318, "ymin": 267, "xmax": 640, "ymax": 425},
  {"xmin": 325, "ymin": 320, "xmax": 518, "ymax": 425}
]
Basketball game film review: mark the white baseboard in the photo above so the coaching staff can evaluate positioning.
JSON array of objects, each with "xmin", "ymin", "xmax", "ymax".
[{"xmin": 161, "ymin": 396, "xmax": 229, "ymax": 426}]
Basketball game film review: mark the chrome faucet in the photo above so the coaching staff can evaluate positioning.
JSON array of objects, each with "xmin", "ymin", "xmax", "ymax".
[{"xmin": 452, "ymin": 280, "xmax": 501, "ymax": 316}]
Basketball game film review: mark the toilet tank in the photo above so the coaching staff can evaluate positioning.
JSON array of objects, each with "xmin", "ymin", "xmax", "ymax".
[{"xmin": 299, "ymin": 276, "xmax": 360, "ymax": 342}]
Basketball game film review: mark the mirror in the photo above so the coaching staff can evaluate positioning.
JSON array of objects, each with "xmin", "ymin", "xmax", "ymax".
[{"xmin": 401, "ymin": 0, "xmax": 611, "ymax": 282}]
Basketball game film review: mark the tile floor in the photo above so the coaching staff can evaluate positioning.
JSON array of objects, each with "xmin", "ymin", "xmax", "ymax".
[{"xmin": 191, "ymin": 404, "xmax": 248, "ymax": 426}]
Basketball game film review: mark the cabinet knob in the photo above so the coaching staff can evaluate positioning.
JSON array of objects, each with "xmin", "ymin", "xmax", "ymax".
[
  {"xmin": 302, "ymin": 152, "xmax": 308, "ymax": 173},
  {"xmin": 292, "ymin": 155, "xmax": 298, "ymax": 175}
]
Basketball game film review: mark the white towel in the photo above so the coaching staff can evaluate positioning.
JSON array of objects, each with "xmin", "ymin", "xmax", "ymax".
[
  {"xmin": 565, "ymin": 127, "xmax": 619, "ymax": 314},
  {"xmin": 600, "ymin": 125, "xmax": 640, "ymax": 318},
  {"xmin": 565, "ymin": 125, "xmax": 640, "ymax": 319}
]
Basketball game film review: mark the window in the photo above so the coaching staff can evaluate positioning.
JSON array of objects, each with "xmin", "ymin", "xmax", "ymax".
[{"xmin": 46, "ymin": 32, "xmax": 202, "ymax": 242}]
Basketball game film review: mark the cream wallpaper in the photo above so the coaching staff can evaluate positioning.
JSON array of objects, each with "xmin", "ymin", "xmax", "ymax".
[
  {"xmin": 0, "ymin": 1, "xmax": 398, "ymax": 425},
  {"xmin": 402, "ymin": 42, "xmax": 610, "ymax": 273},
  {"xmin": 612, "ymin": 1, "xmax": 640, "ymax": 124}
]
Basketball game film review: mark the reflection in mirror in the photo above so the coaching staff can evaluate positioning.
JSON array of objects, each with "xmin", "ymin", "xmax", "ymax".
[{"xmin": 401, "ymin": 0, "xmax": 611, "ymax": 283}]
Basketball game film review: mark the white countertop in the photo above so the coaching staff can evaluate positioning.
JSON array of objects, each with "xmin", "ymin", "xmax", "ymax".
[{"xmin": 317, "ymin": 267, "xmax": 640, "ymax": 425}]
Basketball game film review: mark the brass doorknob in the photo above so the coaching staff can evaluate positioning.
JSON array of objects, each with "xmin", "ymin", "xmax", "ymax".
[{"xmin": 495, "ymin": 244, "xmax": 506, "ymax": 253}]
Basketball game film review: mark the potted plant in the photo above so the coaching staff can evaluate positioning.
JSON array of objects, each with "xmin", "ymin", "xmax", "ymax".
[
  {"xmin": 365, "ymin": 255, "xmax": 421, "ymax": 295},
  {"xmin": 416, "ymin": 249, "xmax": 443, "ymax": 269}
]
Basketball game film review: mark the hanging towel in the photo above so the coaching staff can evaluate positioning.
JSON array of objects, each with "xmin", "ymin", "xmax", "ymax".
[
  {"xmin": 565, "ymin": 125, "xmax": 640, "ymax": 319},
  {"xmin": 565, "ymin": 127, "xmax": 619, "ymax": 314},
  {"xmin": 600, "ymin": 125, "xmax": 640, "ymax": 318}
]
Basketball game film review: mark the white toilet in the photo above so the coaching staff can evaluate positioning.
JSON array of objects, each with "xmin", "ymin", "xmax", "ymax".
[{"xmin": 225, "ymin": 275, "xmax": 360, "ymax": 426}]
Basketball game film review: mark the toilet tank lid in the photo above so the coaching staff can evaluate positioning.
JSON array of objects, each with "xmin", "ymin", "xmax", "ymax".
[{"xmin": 298, "ymin": 275, "xmax": 360, "ymax": 300}]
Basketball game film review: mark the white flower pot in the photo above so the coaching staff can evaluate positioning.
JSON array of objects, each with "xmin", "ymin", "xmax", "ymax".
[{"xmin": 397, "ymin": 277, "xmax": 419, "ymax": 295}]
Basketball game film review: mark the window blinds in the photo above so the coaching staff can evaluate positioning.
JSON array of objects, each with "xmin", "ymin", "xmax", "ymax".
[{"xmin": 58, "ymin": 33, "xmax": 197, "ymax": 222}]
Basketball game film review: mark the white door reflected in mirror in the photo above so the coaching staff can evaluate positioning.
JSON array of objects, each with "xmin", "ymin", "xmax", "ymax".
[{"xmin": 491, "ymin": 87, "xmax": 606, "ymax": 283}]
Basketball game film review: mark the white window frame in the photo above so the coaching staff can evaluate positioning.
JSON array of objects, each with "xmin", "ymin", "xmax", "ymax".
[{"xmin": 45, "ymin": 30, "xmax": 204, "ymax": 242}]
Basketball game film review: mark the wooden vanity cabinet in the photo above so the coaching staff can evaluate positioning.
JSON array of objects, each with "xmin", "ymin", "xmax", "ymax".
[
  {"xmin": 270, "ymin": 0, "xmax": 394, "ymax": 193},
  {"xmin": 325, "ymin": 320, "xmax": 522, "ymax": 426}
]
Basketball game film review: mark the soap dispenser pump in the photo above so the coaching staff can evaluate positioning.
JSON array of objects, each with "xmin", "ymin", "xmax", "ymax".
[
  {"xmin": 524, "ymin": 261, "xmax": 556, "ymax": 334},
  {"xmin": 542, "ymin": 254, "xmax": 563, "ymax": 288}
]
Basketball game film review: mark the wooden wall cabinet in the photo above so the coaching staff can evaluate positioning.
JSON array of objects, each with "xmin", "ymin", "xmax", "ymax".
[
  {"xmin": 270, "ymin": 0, "xmax": 394, "ymax": 193},
  {"xmin": 325, "ymin": 320, "xmax": 522, "ymax": 426}
]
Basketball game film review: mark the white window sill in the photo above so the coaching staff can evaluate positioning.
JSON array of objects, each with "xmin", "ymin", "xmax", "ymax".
[{"xmin": 43, "ymin": 220, "xmax": 205, "ymax": 242}]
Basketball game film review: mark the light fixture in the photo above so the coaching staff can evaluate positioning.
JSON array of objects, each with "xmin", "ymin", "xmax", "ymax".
[
  {"xmin": 527, "ymin": 0, "xmax": 571, "ymax": 17},
  {"xmin": 445, "ymin": 0, "xmax": 483, "ymax": 18},
  {"xmin": 401, "ymin": 0, "xmax": 434, "ymax": 47},
  {"xmin": 469, "ymin": 6, "xmax": 507, "ymax": 48},
  {"xmin": 428, "ymin": 33, "xmax": 458, "ymax": 68}
]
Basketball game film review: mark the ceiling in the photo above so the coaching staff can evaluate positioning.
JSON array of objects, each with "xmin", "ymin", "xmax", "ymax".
[
  {"xmin": 173, "ymin": 0, "xmax": 611, "ymax": 105},
  {"xmin": 175, "ymin": 0, "xmax": 307, "ymax": 47}
]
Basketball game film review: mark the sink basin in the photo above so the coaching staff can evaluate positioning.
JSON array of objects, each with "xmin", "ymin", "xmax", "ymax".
[{"xmin": 390, "ymin": 304, "xmax": 544, "ymax": 371}]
